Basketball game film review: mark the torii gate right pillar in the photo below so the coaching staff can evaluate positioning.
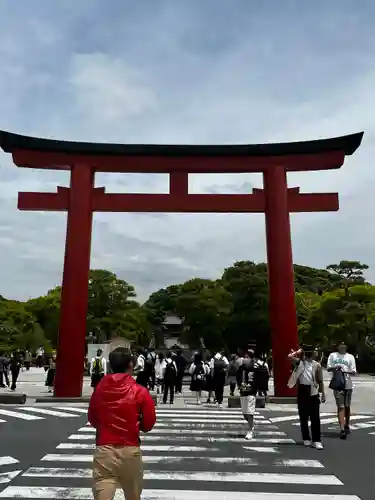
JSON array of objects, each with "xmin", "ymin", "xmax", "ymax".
[{"xmin": 264, "ymin": 167, "xmax": 298, "ymax": 397}]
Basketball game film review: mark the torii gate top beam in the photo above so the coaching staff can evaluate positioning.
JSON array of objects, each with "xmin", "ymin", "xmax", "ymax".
[{"xmin": 0, "ymin": 130, "xmax": 363, "ymax": 173}]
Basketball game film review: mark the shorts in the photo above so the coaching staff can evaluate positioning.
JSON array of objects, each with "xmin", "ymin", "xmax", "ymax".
[
  {"xmin": 334, "ymin": 389, "xmax": 352, "ymax": 408},
  {"xmin": 240, "ymin": 395, "xmax": 256, "ymax": 415}
]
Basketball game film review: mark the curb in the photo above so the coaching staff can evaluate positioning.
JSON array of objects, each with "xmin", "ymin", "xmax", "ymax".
[{"xmin": 0, "ymin": 393, "xmax": 27, "ymax": 404}]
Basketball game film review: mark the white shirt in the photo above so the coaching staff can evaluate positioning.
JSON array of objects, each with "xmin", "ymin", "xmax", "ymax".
[
  {"xmin": 136, "ymin": 354, "xmax": 145, "ymax": 372},
  {"xmin": 299, "ymin": 360, "xmax": 314, "ymax": 385},
  {"xmin": 90, "ymin": 356, "xmax": 107, "ymax": 376},
  {"xmin": 155, "ymin": 358, "xmax": 163, "ymax": 379},
  {"xmin": 209, "ymin": 353, "xmax": 229, "ymax": 370},
  {"xmin": 327, "ymin": 352, "xmax": 356, "ymax": 390}
]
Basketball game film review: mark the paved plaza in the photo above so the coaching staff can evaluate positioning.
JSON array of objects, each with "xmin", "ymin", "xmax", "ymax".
[{"xmin": 0, "ymin": 368, "xmax": 374, "ymax": 498}]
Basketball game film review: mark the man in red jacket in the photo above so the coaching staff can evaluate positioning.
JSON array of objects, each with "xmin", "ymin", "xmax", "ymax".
[{"xmin": 88, "ymin": 348, "xmax": 156, "ymax": 500}]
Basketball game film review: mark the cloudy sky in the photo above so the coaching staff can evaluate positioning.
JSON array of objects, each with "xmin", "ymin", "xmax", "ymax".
[{"xmin": 0, "ymin": 0, "xmax": 373, "ymax": 302}]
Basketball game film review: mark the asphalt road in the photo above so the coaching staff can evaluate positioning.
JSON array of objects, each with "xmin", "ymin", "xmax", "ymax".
[{"xmin": 0, "ymin": 404, "xmax": 370, "ymax": 499}]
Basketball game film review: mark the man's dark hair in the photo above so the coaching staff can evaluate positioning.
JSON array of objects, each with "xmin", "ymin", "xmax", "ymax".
[
  {"xmin": 166, "ymin": 351, "xmax": 172, "ymax": 358},
  {"xmin": 177, "ymin": 350, "xmax": 182, "ymax": 356},
  {"xmin": 109, "ymin": 348, "xmax": 133, "ymax": 373},
  {"xmin": 96, "ymin": 349, "xmax": 103, "ymax": 356}
]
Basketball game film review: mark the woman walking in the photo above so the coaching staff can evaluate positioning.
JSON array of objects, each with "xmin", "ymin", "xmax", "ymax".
[
  {"xmin": 155, "ymin": 352, "xmax": 164, "ymax": 395},
  {"xmin": 189, "ymin": 353, "xmax": 209, "ymax": 405},
  {"xmin": 288, "ymin": 345, "xmax": 326, "ymax": 449},
  {"xmin": 45, "ymin": 352, "xmax": 57, "ymax": 393},
  {"xmin": 227, "ymin": 354, "xmax": 239, "ymax": 396}
]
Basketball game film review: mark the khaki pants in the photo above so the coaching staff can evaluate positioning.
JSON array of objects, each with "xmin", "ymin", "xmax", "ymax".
[{"xmin": 92, "ymin": 445, "xmax": 143, "ymax": 500}]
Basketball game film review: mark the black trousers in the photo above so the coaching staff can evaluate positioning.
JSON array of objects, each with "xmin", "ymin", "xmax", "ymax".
[
  {"xmin": 297, "ymin": 386, "xmax": 321, "ymax": 442},
  {"xmin": 175, "ymin": 371, "xmax": 184, "ymax": 393},
  {"xmin": 163, "ymin": 383, "xmax": 175, "ymax": 404},
  {"xmin": 0, "ymin": 370, "xmax": 9, "ymax": 387},
  {"xmin": 11, "ymin": 367, "xmax": 20, "ymax": 391},
  {"xmin": 136, "ymin": 371, "xmax": 149, "ymax": 388},
  {"xmin": 214, "ymin": 374, "xmax": 225, "ymax": 404}
]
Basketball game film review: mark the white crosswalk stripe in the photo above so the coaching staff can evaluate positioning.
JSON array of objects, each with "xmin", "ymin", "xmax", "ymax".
[
  {"xmin": 0, "ymin": 405, "xmax": 88, "ymax": 424},
  {"xmin": 0, "ymin": 456, "xmax": 21, "ymax": 486},
  {"xmin": 0, "ymin": 407, "xmax": 361, "ymax": 499}
]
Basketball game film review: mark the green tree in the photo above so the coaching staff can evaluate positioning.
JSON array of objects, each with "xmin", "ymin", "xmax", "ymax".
[
  {"xmin": 175, "ymin": 278, "xmax": 231, "ymax": 351},
  {"xmin": 86, "ymin": 270, "xmax": 137, "ymax": 342},
  {"xmin": 221, "ymin": 261, "xmax": 269, "ymax": 353},
  {"xmin": 0, "ymin": 299, "xmax": 47, "ymax": 352},
  {"xmin": 326, "ymin": 260, "xmax": 369, "ymax": 296}
]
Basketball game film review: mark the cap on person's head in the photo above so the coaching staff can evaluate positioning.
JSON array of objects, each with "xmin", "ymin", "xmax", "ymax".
[
  {"xmin": 97, "ymin": 349, "xmax": 103, "ymax": 356},
  {"xmin": 166, "ymin": 351, "xmax": 172, "ymax": 358},
  {"xmin": 109, "ymin": 348, "xmax": 134, "ymax": 374}
]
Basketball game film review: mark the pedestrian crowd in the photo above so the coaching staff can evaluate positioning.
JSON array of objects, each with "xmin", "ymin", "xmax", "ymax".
[{"xmin": 0, "ymin": 345, "xmax": 57, "ymax": 392}]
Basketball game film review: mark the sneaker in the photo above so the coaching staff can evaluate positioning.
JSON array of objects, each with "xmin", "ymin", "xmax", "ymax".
[
  {"xmin": 344, "ymin": 425, "xmax": 351, "ymax": 435},
  {"xmin": 219, "ymin": 404, "xmax": 223, "ymax": 409},
  {"xmin": 312, "ymin": 442, "xmax": 324, "ymax": 450},
  {"xmin": 339, "ymin": 429, "xmax": 347, "ymax": 440},
  {"xmin": 303, "ymin": 440, "xmax": 312, "ymax": 447},
  {"xmin": 197, "ymin": 399, "xmax": 201, "ymax": 405},
  {"xmin": 245, "ymin": 431, "xmax": 254, "ymax": 440}
]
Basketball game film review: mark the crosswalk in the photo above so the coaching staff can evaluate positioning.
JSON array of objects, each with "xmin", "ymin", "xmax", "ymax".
[
  {"xmin": 0, "ymin": 406, "xmax": 362, "ymax": 499},
  {"xmin": 270, "ymin": 412, "xmax": 375, "ymax": 433},
  {"xmin": 0, "ymin": 405, "xmax": 89, "ymax": 424}
]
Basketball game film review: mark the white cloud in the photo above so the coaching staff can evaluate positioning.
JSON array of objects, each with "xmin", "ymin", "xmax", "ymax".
[{"xmin": 0, "ymin": 0, "xmax": 374, "ymax": 301}]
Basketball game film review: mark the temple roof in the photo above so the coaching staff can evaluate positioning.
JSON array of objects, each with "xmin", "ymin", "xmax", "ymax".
[{"xmin": 0, "ymin": 130, "xmax": 364, "ymax": 157}]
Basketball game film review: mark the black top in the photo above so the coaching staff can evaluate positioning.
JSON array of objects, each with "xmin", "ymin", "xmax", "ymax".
[{"xmin": 0, "ymin": 130, "xmax": 363, "ymax": 157}]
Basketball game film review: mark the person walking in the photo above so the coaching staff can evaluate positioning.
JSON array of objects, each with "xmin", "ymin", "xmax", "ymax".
[
  {"xmin": 45, "ymin": 351, "xmax": 57, "ymax": 393},
  {"xmin": 23, "ymin": 350, "xmax": 32, "ymax": 371},
  {"xmin": 205, "ymin": 355, "xmax": 215, "ymax": 403},
  {"xmin": 0, "ymin": 351, "xmax": 9, "ymax": 388},
  {"xmin": 210, "ymin": 351, "xmax": 229, "ymax": 408},
  {"xmin": 9, "ymin": 350, "xmax": 22, "ymax": 391},
  {"xmin": 288, "ymin": 346, "xmax": 326, "ymax": 449},
  {"xmin": 134, "ymin": 350, "xmax": 148, "ymax": 388},
  {"xmin": 327, "ymin": 341, "xmax": 356, "ymax": 439},
  {"xmin": 174, "ymin": 350, "xmax": 187, "ymax": 394},
  {"xmin": 88, "ymin": 348, "xmax": 156, "ymax": 500},
  {"xmin": 189, "ymin": 353, "xmax": 209, "ymax": 405},
  {"xmin": 90, "ymin": 349, "xmax": 107, "ymax": 391},
  {"xmin": 237, "ymin": 351, "xmax": 259, "ymax": 440},
  {"xmin": 154, "ymin": 352, "xmax": 164, "ymax": 395},
  {"xmin": 227, "ymin": 354, "xmax": 239, "ymax": 396},
  {"xmin": 35, "ymin": 345, "xmax": 44, "ymax": 368},
  {"xmin": 161, "ymin": 352, "xmax": 177, "ymax": 405},
  {"xmin": 255, "ymin": 354, "xmax": 270, "ymax": 399}
]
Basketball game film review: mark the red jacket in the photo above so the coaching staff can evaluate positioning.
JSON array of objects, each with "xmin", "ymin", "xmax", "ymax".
[{"xmin": 88, "ymin": 373, "xmax": 156, "ymax": 447}]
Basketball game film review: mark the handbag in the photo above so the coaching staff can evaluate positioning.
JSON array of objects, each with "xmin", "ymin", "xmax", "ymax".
[{"xmin": 329, "ymin": 369, "xmax": 346, "ymax": 391}]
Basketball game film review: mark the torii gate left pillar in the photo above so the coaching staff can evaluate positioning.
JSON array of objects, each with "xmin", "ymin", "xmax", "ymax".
[
  {"xmin": 0, "ymin": 130, "xmax": 363, "ymax": 397},
  {"xmin": 57, "ymin": 165, "xmax": 94, "ymax": 397}
]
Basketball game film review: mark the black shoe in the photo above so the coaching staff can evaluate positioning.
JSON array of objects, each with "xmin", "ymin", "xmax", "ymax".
[
  {"xmin": 339, "ymin": 429, "xmax": 347, "ymax": 440},
  {"xmin": 344, "ymin": 425, "xmax": 351, "ymax": 435}
]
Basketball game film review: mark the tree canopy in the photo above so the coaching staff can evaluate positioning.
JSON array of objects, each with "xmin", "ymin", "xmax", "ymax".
[{"xmin": 1, "ymin": 259, "xmax": 374, "ymax": 370}]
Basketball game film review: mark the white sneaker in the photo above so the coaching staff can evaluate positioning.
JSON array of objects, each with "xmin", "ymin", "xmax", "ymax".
[
  {"xmin": 197, "ymin": 399, "xmax": 201, "ymax": 405},
  {"xmin": 245, "ymin": 431, "xmax": 254, "ymax": 440},
  {"xmin": 312, "ymin": 442, "xmax": 324, "ymax": 450},
  {"xmin": 303, "ymin": 440, "xmax": 312, "ymax": 447},
  {"xmin": 219, "ymin": 404, "xmax": 223, "ymax": 409}
]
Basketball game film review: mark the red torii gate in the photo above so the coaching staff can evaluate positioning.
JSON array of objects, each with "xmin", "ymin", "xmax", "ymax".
[{"xmin": 0, "ymin": 130, "xmax": 363, "ymax": 398}]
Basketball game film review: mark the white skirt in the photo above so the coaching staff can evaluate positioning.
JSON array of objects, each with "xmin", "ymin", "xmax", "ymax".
[{"xmin": 240, "ymin": 395, "xmax": 256, "ymax": 415}]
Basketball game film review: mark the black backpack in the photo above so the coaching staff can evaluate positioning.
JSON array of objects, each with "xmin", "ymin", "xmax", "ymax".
[
  {"xmin": 214, "ymin": 357, "xmax": 226, "ymax": 374},
  {"xmin": 164, "ymin": 360, "xmax": 177, "ymax": 382}
]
